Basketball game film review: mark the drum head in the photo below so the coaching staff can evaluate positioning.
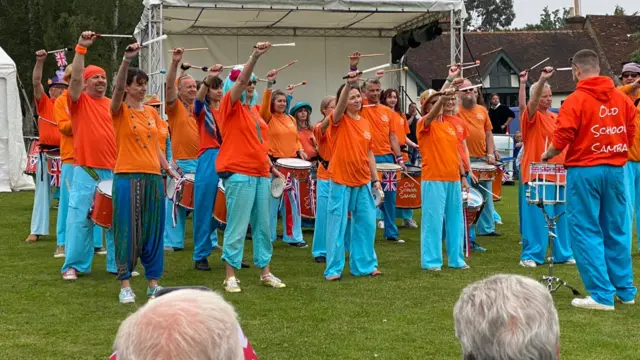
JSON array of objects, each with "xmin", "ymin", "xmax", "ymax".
[
  {"xmin": 271, "ymin": 177, "xmax": 284, "ymax": 198},
  {"xmin": 218, "ymin": 179, "xmax": 225, "ymax": 193},
  {"xmin": 276, "ymin": 158, "xmax": 311, "ymax": 169},
  {"xmin": 372, "ymin": 188, "xmax": 385, "ymax": 206},
  {"xmin": 470, "ymin": 162, "xmax": 496, "ymax": 171},
  {"xmin": 405, "ymin": 165, "xmax": 421, "ymax": 176},
  {"xmin": 466, "ymin": 188, "xmax": 484, "ymax": 206},
  {"xmin": 183, "ymin": 173, "xmax": 196, "ymax": 181},
  {"xmin": 97, "ymin": 180, "xmax": 113, "ymax": 196},
  {"xmin": 376, "ymin": 163, "xmax": 402, "ymax": 171},
  {"xmin": 167, "ymin": 177, "xmax": 176, "ymax": 199}
]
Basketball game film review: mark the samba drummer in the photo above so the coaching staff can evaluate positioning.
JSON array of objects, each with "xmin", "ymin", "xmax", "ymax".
[
  {"xmin": 110, "ymin": 43, "xmax": 176, "ymax": 303},
  {"xmin": 518, "ymin": 67, "xmax": 574, "ymax": 268},
  {"xmin": 25, "ymin": 50, "xmax": 66, "ymax": 244},
  {"xmin": 417, "ymin": 88, "xmax": 470, "ymax": 271},
  {"xmin": 263, "ymin": 71, "xmax": 309, "ymax": 248},
  {"xmin": 61, "ymin": 31, "xmax": 117, "ymax": 280}
]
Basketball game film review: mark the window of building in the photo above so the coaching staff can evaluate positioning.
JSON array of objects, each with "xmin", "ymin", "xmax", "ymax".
[{"xmin": 490, "ymin": 59, "xmax": 514, "ymax": 88}]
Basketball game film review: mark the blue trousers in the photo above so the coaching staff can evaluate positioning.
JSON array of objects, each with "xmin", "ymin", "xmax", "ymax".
[
  {"xmin": 567, "ymin": 165, "xmax": 637, "ymax": 306},
  {"xmin": 270, "ymin": 176, "xmax": 305, "ymax": 244},
  {"xmin": 421, "ymin": 181, "xmax": 466, "ymax": 269},
  {"xmin": 311, "ymin": 179, "xmax": 330, "ymax": 258},
  {"xmin": 375, "ymin": 154, "xmax": 399, "ymax": 239},
  {"xmin": 193, "ymin": 149, "xmax": 220, "ymax": 261},
  {"xmin": 624, "ymin": 161, "xmax": 640, "ymax": 250},
  {"xmin": 325, "ymin": 181, "xmax": 378, "ymax": 279},
  {"xmin": 113, "ymin": 174, "xmax": 165, "ymax": 281},
  {"xmin": 518, "ymin": 182, "xmax": 524, "ymax": 236},
  {"xmin": 221, "ymin": 174, "xmax": 273, "ymax": 270},
  {"xmin": 30, "ymin": 152, "xmax": 51, "ymax": 236},
  {"xmin": 163, "ymin": 159, "xmax": 197, "ymax": 249},
  {"xmin": 62, "ymin": 167, "xmax": 116, "ymax": 274},
  {"xmin": 470, "ymin": 157, "xmax": 496, "ymax": 235},
  {"xmin": 57, "ymin": 163, "xmax": 102, "ymax": 247},
  {"xmin": 395, "ymin": 209, "xmax": 413, "ymax": 221},
  {"xmin": 520, "ymin": 184, "xmax": 573, "ymax": 264}
]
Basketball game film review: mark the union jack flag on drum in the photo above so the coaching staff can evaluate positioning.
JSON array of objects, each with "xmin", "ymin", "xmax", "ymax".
[
  {"xmin": 382, "ymin": 171, "xmax": 397, "ymax": 192},
  {"xmin": 49, "ymin": 159, "xmax": 61, "ymax": 187}
]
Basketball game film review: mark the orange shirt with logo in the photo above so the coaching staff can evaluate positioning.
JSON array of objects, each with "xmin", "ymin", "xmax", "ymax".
[
  {"xmin": 553, "ymin": 76, "xmax": 636, "ymax": 167},
  {"xmin": 361, "ymin": 103, "xmax": 396, "ymax": 156},
  {"xmin": 458, "ymin": 105, "xmax": 492, "ymax": 158},
  {"xmin": 216, "ymin": 92, "xmax": 270, "ymax": 178},
  {"xmin": 444, "ymin": 115, "xmax": 470, "ymax": 172},
  {"xmin": 194, "ymin": 101, "xmax": 222, "ymax": 157},
  {"xmin": 619, "ymin": 85, "xmax": 640, "ymax": 161},
  {"xmin": 328, "ymin": 113, "xmax": 373, "ymax": 187},
  {"xmin": 167, "ymin": 100, "xmax": 199, "ymax": 160},
  {"xmin": 520, "ymin": 108, "xmax": 566, "ymax": 183},
  {"xmin": 266, "ymin": 112, "xmax": 302, "ymax": 158},
  {"xmin": 68, "ymin": 93, "xmax": 116, "ymax": 170},
  {"xmin": 54, "ymin": 90, "xmax": 74, "ymax": 164},
  {"xmin": 112, "ymin": 104, "xmax": 161, "ymax": 175},
  {"xmin": 298, "ymin": 128, "xmax": 317, "ymax": 159},
  {"xmin": 418, "ymin": 116, "xmax": 461, "ymax": 182},
  {"xmin": 37, "ymin": 94, "xmax": 61, "ymax": 147},
  {"xmin": 313, "ymin": 121, "xmax": 332, "ymax": 181}
]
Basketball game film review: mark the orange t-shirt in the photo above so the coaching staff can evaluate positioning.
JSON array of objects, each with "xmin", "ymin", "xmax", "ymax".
[
  {"xmin": 444, "ymin": 115, "xmax": 470, "ymax": 172},
  {"xmin": 112, "ymin": 104, "xmax": 162, "ymax": 175},
  {"xmin": 328, "ymin": 113, "xmax": 373, "ymax": 187},
  {"xmin": 520, "ymin": 108, "xmax": 566, "ymax": 183},
  {"xmin": 313, "ymin": 121, "xmax": 332, "ymax": 181},
  {"xmin": 619, "ymin": 85, "xmax": 640, "ymax": 161},
  {"xmin": 553, "ymin": 76, "xmax": 637, "ymax": 167},
  {"xmin": 418, "ymin": 116, "xmax": 461, "ymax": 182},
  {"xmin": 37, "ymin": 94, "xmax": 61, "ymax": 147},
  {"xmin": 392, "ymin": 111, "xmax": 410, "ymax": 145},
  {"xmin": 157, "ymin": 116, "xmax": 169, "ymax": 159},
  {"xmin": 216, "ymin": 92, "xmax": 270, "ymax": 178},
  {"xmin": 298, "ymin": 128, "xmax": 317, "ymax": 159},
  {"xmin": 166, "ymin": 100, "xmax": 199, "ymax": 160},
  {"xmin": 68, "ymin": 93, "xmax": 116, "ymax": 170},
  {"xmin": 361, "ymin": 103, "xmax": 396, "ymax": 156},
  {"xmin": 194, "ymin": 100, "xmax": 222, "ymax": 157},
  {"xmin": 458, "ymin": 105, "xmax": 492, "ymax": 158},
  {"xmin": 54, "ymin": 91, "xmax": 73, "ymax": 164},
  {"xmin": 267, "ymin": 113, "xmax": 302, "ymax": 158}
]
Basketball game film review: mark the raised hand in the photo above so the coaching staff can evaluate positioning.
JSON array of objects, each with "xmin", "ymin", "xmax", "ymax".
[
  {"xmin": 451, "ymin": 78, "xmax": 465, "ymax": 89},
  {"xmin": 519, "ymin": 70, "xmax": 528, "ymax": 82},
  {"xmin": 286, "ymin": 84, "xmax": 295, "ymax": 95},
  {"xmin": 449, "ymin": 65, "xmax": 461, "ymax": 78},
  {"xmin": 35, "ymin": 50, "xmax": 47, "ymax": 62},
  {"xmin": 349, "ymin": 52, "xmax": 361, "ymax": 69},
  {"xmin": 171, "ymin": 48, "xmax": 184, "ymax": 63},
  {"xmin": 78, "ymin": 31, "xmax": 98, "ymax": 48},
  {"xmin": 124, "ymin": 43, "xmax": 141, "ymax": 60},
  {"xmin": 266, "ymin": 69, "xmax": 278, "ymax": 81},
  {"xmin": 540, "ymin": 66, "xmax": 555, "ymax": 80},
  {"xmin": 253, "ymin": 42, "xmax": 271, "ymax": 58},
  {"xmin": 207, "ymin": 64, "xmax": 223, "ymax": 78},
  {"xmin": 345, "ymin": 70, "xmax": 360, "ymax": 83},
  {"xmin": 375, "ymin": 69, "xmax": 385, "ymax": 79}
]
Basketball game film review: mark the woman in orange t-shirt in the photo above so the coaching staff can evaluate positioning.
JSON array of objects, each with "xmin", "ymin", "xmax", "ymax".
[
  {"xmin": 381, "ymin": 88, "xmax": 420, "ymax": 229},
  {"xmin": 417, "ymin": 89, "xmax": 469, "ymax": 271},
  {"xmin": 109, "ymin": 44, "xmax": 177, "ymax": 304},
  {"xmin": 324, "ymin": 72, "xmax": 383, "ymax": 281},
  {"xmin": 291, "ymin": 102, "xmax": 317, "ymax": 160},
  {"xmin": 263, "ymin": 78, "xmax": 308, "ymax": 248}
]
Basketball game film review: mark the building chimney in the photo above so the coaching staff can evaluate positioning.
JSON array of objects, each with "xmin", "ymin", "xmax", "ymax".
[
  {"xmin": 569, "ymin": 7, "xmax": 575, "ymax": 17},
  {"xmin": 574, "ymin": 0, "xmax": 581, "ymax": 16}
]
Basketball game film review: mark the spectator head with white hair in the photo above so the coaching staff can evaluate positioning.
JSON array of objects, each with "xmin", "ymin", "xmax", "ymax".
[
  {"xmin": 113, "ymin": 289, "xmax": 244, "ymax": 360},
  {"xmin": 453, "ymin": 274, "xmax": 560, "ymax": 360}
]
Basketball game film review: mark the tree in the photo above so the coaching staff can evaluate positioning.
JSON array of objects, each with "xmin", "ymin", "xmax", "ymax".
[
  {"xmin": 464, "ymin": 0, "xmax": 516, "ymax": 31},
  {"xmin": 632, "ymin": 33, "xmax": 640, "ymax": 63},
  {"xmin": 613, "ymin": 5, "xmax": 639, "ymax": 16},
  {"xmin": 523, "ymin": 6, "xmax": 570, "ymax": 30}
]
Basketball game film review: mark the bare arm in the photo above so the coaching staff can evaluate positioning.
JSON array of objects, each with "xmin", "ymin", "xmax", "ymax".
[
  {"xmin": 111, "ymin": 43, "xmax": 142, "ymax": 114},
  {"xmin": 518, "ymin": 71, "xmax": 528, "ymax": 113},
  {"xmin": 485, "ymin": 131, "xmax": 495, "ymax": 154},
  {"xmin": 70, "ymin": 31, "xmax": 98, "ymax": 102},
  {"xmin": 368, "ymin": 150, "xmax": 379, "ymax": 183},
  {"xmin": 32, "ymin": 50, "xmax": 46, "ymax": 101},
  {"xmin": 196, "ymin": 65, "xmax": 223, "ymax": 102},
  {"xmin": 332, "ymin": 72, "xmax": 359, "ymax": 124},
  {"xmin": 260, "ymin": 88, "xmax": 272, "ymax": 121},
  {"xmin": 527, "ymin": 67, "xmax": 554, "ymax": 116},
  {"xmin": 389, "ymin": 133, "xmax": 402, "ymax": 157},
  {"xmin": 230, "ymin": 42, "xmax": 271, "ymax": 104},
  {"xmin": 165, "ymin": 49, "xmax": 184, "ymax": 107}
]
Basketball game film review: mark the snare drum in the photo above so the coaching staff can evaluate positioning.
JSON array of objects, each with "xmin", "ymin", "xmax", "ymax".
[
  {"xmin": 492, "ymin": 161, "xmax": 504, "ymax": 202},
  {"xmin": 471, "ymin": 162, "xmax": 496, "ymax": 181},
  {"xmin": 24, "ymin": 139, "xmax": 40, "ymax": 175},
  {"xmin": 396, "ymin": 165, "xmax": 421, "ymax": 209},
  {"xmin": 527, "ymin": 162, "xmax": 566, "ymax": 205},
  {"xmin": 45, "ymin": 150, "xmax": 61, "ymax": 174},
  {"xmin": 275, "ymin": 158, "xmax": 312, "ymax": 181},
  {"xmin": 166, "ymin": 173, "xmax": 196, "ymax": 209},
  {"xmin": 463, "ymin": 188, "xmax": 484, "ymax": 227},
  {"xmin": 90, "ymin": 180, "xmax": 113, "ymax": 228},
  {"xmin": 376, "ymin": 163, "xmax": 402, "ymax": 192},
  {"xmin": 213, "ymin": 180, "xmax": 227, "ymax": 225}
]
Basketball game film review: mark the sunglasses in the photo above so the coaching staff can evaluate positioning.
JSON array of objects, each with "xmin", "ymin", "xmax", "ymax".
[
  {"xmin": 622, "ymin": 73, "xmax": 639, "ymax": 79},
  {"xmin": 248, "ymin": 80, "xmax": 257, "ymax": 86},
  {"xmin": 460, "ymin": 89, "xmax": 475, "ymax": 93}
]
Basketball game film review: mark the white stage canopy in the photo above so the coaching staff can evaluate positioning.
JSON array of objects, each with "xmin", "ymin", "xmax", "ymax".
[{"xmin": 135, "ymin": 0, "xmax": 465, "ymax": 113}]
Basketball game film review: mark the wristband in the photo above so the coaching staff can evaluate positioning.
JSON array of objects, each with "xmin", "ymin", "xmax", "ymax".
[
  {"xmin": 122, "ymin": 57, "xmax": 132, "ymax": 63},
  {"xmin": 395, "ymin": 155, "xmax": 404, "ymax": 162},
  {"xmin": 75, "ymin": 45, "xmax": 87, "ymax": 55},
  {"xmin": 267, "ymin": 80, "xmax": 276, "ymax": 89},
  {"xmin": 350, "ymin": 67, "xmax": 358, "ymax": 71},
  {"xmin": 487, "ymin": 154, "xmax": 495, "ymax": 158},
  {"xmin": 371, "ymin": 179, "xmax": 380, "ymax": 185},
  {"xmin": 446, "ymin": 76, "xmax": 455, "ymax": 82}
]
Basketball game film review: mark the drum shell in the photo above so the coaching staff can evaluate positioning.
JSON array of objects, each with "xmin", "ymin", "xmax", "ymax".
[
  {"xmin": 45, "ymin": 151, "xmax": 61, "ymax": 175},
  {"xmin": 90, "ymin": 183, "xmax": 113, "ymax": 228},
  {"xmin": 396, "ymin": 166, "xmax": 421, "ymax": 209},
  {"xmin": 300, "ymin": 177, "xmax": 316, "ymax": 219},
  {"xmin": 492, "ymin": 166, "xmax": 503, "ymax": 202},
  {"xmin": 178, "ymin": 175, "xmax": 195, "ymax": 210},
  {"xmin": 24, "ymin": 139, "xmax": 41, "ymax": 175},
  {"xmin": 213, "ymin": 183, "xmax": 227, "ymax": 225}
]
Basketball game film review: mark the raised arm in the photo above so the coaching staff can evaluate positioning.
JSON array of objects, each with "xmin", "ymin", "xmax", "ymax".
[
  {"xmin": 230, "ymin": 42, "xmax": 271, "ymax": 104},
  {"xmin": 440, "ymin": 65, "xmax": 461, "ymax": 91},
  {"xmin": 32, "ymin": 50, "xmax": 47, "ymax": 101},
  {"xmin": 261, "ymin": 69, "xmax": 277, "ymax": 122},
  {"xmin": 166, "ymin": 48, "xmax": 184, "ymax": 107},
  {"xmin": 527, "ymin": 67, "xmax": 554, "ymax": 116},
  {"xmin": 332, "ymin": 72, "xmax": 359, "ymax": 124},
  {"xmin": 424, "ymin": 89, "xmax": 454, "ymax": 127},
  {"xmin": 518, "ymin": 71, "xmax": 528, "ymax": 113},
  {"xmin": 111, "ymin": 43, "xmax": 141, "ymax": 114},
  {"xmin": 196, "ymin": 65, "xmax": 223, "ymax": 103},
  {"xmin": 70, "ymin": 31, "xmax": 98, "ymax": 102}
]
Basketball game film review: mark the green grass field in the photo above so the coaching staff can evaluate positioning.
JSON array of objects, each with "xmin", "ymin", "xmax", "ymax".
[{"xmin": 1, "ymin": 185, "xmax": 640, "ymax": 359}]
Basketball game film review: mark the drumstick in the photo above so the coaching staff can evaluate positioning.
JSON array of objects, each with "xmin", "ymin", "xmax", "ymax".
[
  {"xmin": 526, "ymin": 57, "xmax": 549, "ymax": 72},
  {"xmin": 476, "ymin": 183, "xmax": 501, "ymax": 200},
  {"xmin": 447, "ymin": 60, "xmax": 480, "ymax": 67},
  {"xmin": 254, "ymin": 42, "xmax": 295, "ymax": 48},
  {"xmin": 403, "ymin": 171, "xmax": 421, "ymax": 187},
  {"xmin": 97, "ymin": 34, "xmax": 133, "ymax": 38},
  {"xmin": 555, "ymin": 67, "xmax": 572, "ymax": 71},
  {"xmin": 187, "ymin": 65, "xmax": 209, "ymax": 72},
  {"xmin": 342, "ymin": 63, "xmax": 390, "ymax": 79},
  {"xmin": 383, "ymin": 67, "xmax": 408, "ymax": 73},
  {"xmin": 275, "ymin": 60, "xmax": 298, "ymax": 72},
  {"xmin": 289, "ymin": 81, "xmax": 307, "ymax": 89},
  {"xmin": 167, "ymin": 47, "xmax": 208, "ymax": 52},
  {"xmin": 142, "ymin": 34, "xmax": 167, "ymax": 47},
  {"xmin": 257, "ymin": 78, "xmax": 268, "ymax": 82},
  {"xmin": 351, "ymin": 53, "xmax": 386, "ymax": 58},
  {"xmin": 47, "ymin": 47, "xmax": 72, "ymax": 54},
  {"xmin": 462, "ymin": 64, "xmax": 480, "ymax": 70},
  {"xmin": 148, "ymin": 69, "xmax": 167, "ymax": 76}
]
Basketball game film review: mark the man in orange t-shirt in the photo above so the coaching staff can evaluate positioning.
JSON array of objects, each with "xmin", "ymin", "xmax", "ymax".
[
  {"xmin": 61, "ymin": 31, "xmax": 117, "ymax": 280},
  {"xmin": 543, "ymin": 49, "xmax": 637, "ymax": 310},
  {"xmin": 163, "ymin": 50, "xmax": 200, "ymax": 257},
  {"xmin": 25, "ymin": 50, "xmax": 66, "ymax": 244},
  {"xmin": 518, "ymin": 68, "xmax": 574, "ymax": 269},
  {"xmin": 457, "ymin": 79, "xmax": 499, "ymax": 250}
]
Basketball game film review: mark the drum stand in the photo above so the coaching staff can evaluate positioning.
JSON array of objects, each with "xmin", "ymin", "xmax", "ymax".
[{"xmin": 536, "ymin": 201, "xmax": 581, "ymax": 296}]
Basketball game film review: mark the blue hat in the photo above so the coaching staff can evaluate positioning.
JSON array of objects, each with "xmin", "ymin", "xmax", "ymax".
[
  {"xmin": 289, "ymin": 102, "xmax": 312, "ymax": 117},
  {"xmin": 48, "ymin": 73, "xmax": 68, "ymax": 88}
]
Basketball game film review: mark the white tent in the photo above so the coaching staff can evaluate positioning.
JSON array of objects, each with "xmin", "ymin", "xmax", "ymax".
[
  {"xmin": 135, "ymin": 0, "xmax": 465, "ymax": 113},
  {"xmin": 0, "ymin": 47, "xmax": 34, "ymax": 192}
]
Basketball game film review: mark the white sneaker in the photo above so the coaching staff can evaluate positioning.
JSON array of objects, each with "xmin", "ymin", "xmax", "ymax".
[
  {"xmin": 564, "ymin": 259, "xmax": 576, "ymax": 265},
  {"xmin": 425, "ymin": 267, "xmax": 441, "ymax": 272},
  {"xmin": 95, "ymin": 247, "xmax": 107, "ymax": 255},
  {"xmin": 377, "ymin": 221, "xmax": 385, "ymax": 229},
  {"xmin": 403, "ymin": 219, "xmax": 418, "ymax": 229},
  {"xmin": 571, "ymin": 296, "xmax": 614, "ymax": 311},
  {"xmin": 62, "ymin": 268, "xmax": 78, "ymax": 280},
  {"xmin": 616, "ymin": 296, "xmax": 635, "ymax": 305},
  {"xmin": 519, "ymin": 260, "xmax": 537, "ymax": 268},
  {"xmin": 224, "ymin": 277, "xmax": 242, "ymax": 293},
  {"xmin": 119, "ymin": 287, "xmax": 136, "ymax": 304},
  {"xmin": 53, "ymin": 245, "xmax": 65, "ymax": 258},
  {"xmin": 131, "ymin": 271, "xmax": 140, "ymax": 277}
]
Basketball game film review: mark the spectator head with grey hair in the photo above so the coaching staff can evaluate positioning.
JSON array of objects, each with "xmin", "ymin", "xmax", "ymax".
[
  {"xmin": 113, "ymin": 289, "xmax": 246, "ymax": 360},
  {"xmin": 453, "ymin": 274, "xmax": 560, "ymax": 360}
]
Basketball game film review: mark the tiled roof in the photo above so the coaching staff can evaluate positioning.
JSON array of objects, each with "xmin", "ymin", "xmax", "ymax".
[{"xmin": 585, "ymin": 15, "xmax": 640, "ymax": 77}]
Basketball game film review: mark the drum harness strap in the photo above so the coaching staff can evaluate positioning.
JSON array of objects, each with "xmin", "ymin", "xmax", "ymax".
[
  {"xmin": 170, "ymin": 177, "xmax": 188, "ymax": 228},
  {"xmin": 81, "ymin": 166, "xmax": 100, "ymax": 182}
]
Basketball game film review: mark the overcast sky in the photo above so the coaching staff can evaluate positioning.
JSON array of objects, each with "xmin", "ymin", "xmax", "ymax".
[{"xmin": 512, "ymin": 0, "xmax": 640, "ymax": 28}]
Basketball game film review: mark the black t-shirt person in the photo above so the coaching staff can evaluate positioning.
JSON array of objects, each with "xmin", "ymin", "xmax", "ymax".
[{"xmin": 488, "ymin": 103, "xmax": 515, "ymax": 134}]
